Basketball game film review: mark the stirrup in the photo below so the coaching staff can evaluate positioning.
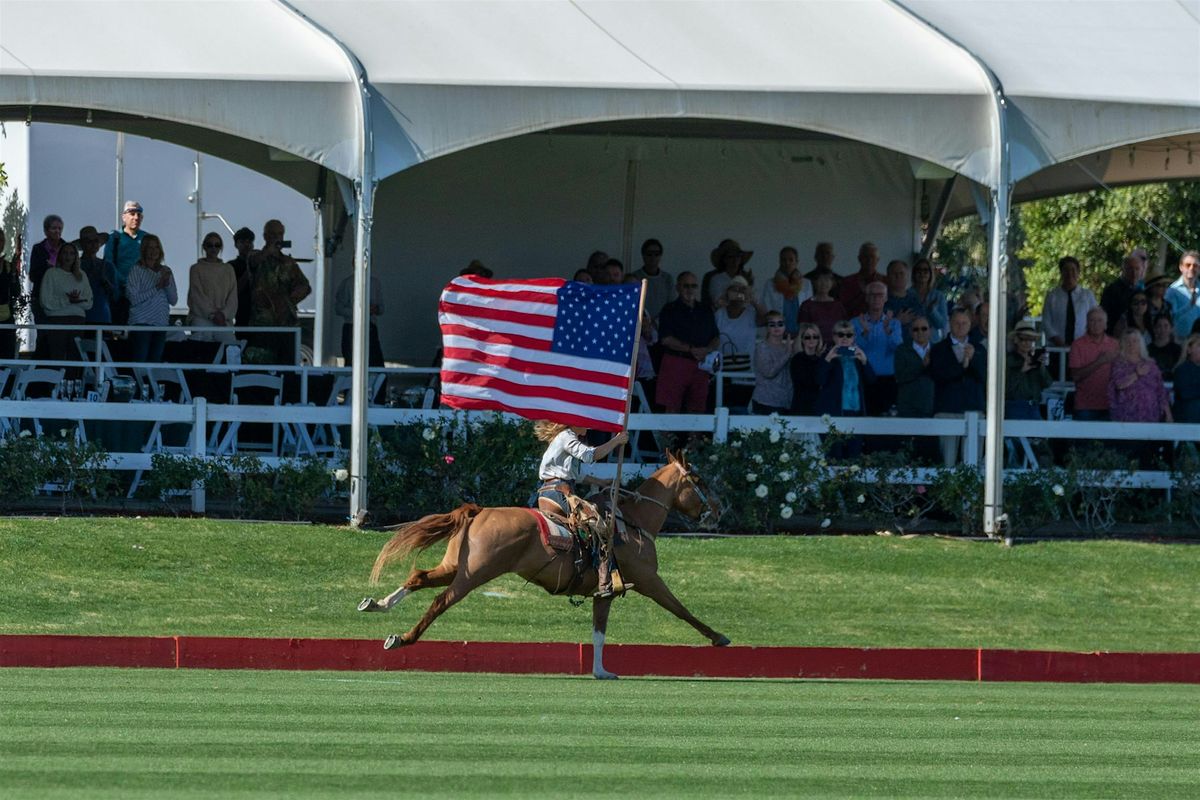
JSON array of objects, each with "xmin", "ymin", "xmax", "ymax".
[{"xmin": 595, "ymin": 577, "xmax": 634, "ymax": 598}]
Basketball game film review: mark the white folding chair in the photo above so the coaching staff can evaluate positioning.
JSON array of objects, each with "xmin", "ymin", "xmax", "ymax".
[
  {"xmin": 310, "ymin": 374, "xmax": 352, "ymax": 453},
  {"xmin": 135, "ymin": 366, "xmax": 193, "ymax": 404},
  {"xmin": 9, "ymin": 367, "xmax": 71, "ymax": 439},
  {"xmin": 212, "ymin": 373, "xmax": 284, "ymax": 455},
  {"xmin": 126, "ymin": 370, "xmax": 197, "ymax": 497},
  {"xmin": 74, "ymin": 336, "xmax": 115, "ymax": 390},
  {"xmin": 211, "ymin": 373, "xmax": 313, "ymax": 456},
  {"xmin": 0, "ymin": 367, "xmax": 13, "ymax": 437},
  {"xmin": 628, "ymin": 382, "xmax": 663, "ymax": 463}
]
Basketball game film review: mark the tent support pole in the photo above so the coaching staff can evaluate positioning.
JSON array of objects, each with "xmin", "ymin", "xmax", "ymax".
[
  {"xmin": 274, "ymin": 0, "xmax": 376, "ymax": 525},
  {"xmin": 982, "ymin": 96, "xmax": 1011, "ymax": 538},
  {"xmin": 349, "ymin": 129, "xmax": 377, "ymax": 527},
  {"xmin": 892, "ymin": 0, "xmax": 1012, "ymax": 538}
]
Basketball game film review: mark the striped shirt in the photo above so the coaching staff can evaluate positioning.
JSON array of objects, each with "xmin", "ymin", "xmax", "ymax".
[{"xmin": 125, "ymin": 263, "xmax": 178, "ymax": 326}]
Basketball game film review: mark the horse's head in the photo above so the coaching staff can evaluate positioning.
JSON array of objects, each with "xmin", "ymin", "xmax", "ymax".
[{"xmin": 666, "ymin": 450, "xmax": 722, "ymax": 529}]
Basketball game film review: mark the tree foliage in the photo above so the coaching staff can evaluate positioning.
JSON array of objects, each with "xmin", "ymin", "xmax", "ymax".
[{"xmin": 935, "ymin": 181, "xmax": 1200, "ymax": 316}]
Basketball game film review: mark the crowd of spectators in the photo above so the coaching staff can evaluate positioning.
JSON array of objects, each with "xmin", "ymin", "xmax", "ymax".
[
  {"xmin": 557, "ymin": 236, "xmax": 1199, "ymax": 465},
  {"xmin": 3, "ymin": 214, "xmax": 1198, "ymax": 459},
  {"xmin": 0, "ymin": 202, "xmax": 313, "ymax": 366}
]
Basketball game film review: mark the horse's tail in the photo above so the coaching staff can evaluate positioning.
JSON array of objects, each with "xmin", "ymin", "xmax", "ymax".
[{"xmin": 369, "ymin": 503, "xmax": 483, "ymax": 585}]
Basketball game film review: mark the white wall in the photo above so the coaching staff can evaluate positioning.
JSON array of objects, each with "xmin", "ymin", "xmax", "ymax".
[
  {"xmin": 8, "ymin": 123, "xmax": 316, "ymax": 313},
  {"xmin": 364, "ymin": 133, "xmax": 919, "ymax": 365}
]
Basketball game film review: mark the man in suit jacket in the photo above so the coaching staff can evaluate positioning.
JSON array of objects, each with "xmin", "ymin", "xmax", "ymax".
[
  {"xmin": 895, "ymin": 314, "xmax": 936, "ymax": 418},
  {"xmin": 930, "ymin": 308, "xmax": 987, "ymax": 465}
]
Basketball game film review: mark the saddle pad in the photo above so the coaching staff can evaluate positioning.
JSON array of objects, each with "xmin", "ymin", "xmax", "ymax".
[{"xmin": 524, "ymin": 508, "xmax": 577, "ymax": 553}]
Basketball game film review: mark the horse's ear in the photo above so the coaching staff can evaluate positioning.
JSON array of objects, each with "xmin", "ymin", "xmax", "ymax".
[
  {"xmin": 665, "ymin": 449, "xmax": 678, "ymax": 464},
  {"xmin": 678, "ymin": 450, "xmax": 689, "ymax": 469}
]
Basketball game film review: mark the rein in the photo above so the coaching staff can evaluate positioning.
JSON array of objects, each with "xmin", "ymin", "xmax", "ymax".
[{"xmin": 617, "ymin": 460, "xmax": 718, "ymax": 529}]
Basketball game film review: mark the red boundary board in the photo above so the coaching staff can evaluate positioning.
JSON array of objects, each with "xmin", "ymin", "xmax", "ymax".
[{"xmin": 2, "ymin": 635, "xmax": 1198, "ymax": 683}]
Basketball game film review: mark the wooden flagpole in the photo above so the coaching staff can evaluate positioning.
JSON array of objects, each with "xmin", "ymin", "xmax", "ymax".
[{"xmin": 607, "ymin": 279, "xmax": 648, "ymax": 543}]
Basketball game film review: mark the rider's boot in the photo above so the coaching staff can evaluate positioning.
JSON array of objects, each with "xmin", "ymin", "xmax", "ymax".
[{"xmin": 595, "ymin": 557, "xmax": 615, "ymax": 598}]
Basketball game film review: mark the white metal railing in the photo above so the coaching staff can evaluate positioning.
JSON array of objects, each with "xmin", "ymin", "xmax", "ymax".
[
  {"xmin": 3, "ymin": 322, "xmax": 304, "ymax": 371},
  {"xmin": 2, "ymin": 394, "xmax": 1196, "ymax": 511}
]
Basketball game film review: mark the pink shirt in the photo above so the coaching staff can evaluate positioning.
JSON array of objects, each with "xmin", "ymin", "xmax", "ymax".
[{"xmin": 1068, "ymin": 335, "xmax": 1118, "ymax": 411}]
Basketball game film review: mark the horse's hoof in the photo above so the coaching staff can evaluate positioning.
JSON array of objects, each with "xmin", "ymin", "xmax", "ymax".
[
  {"xmin": 593, "ymin": 671, "xmax": 619, "ymax": 680},
  {"xmin": 383, "ymin": 634, "xmax": 405, "ymax": 650},
  {"xmin": 712, "ymin": 634, "xmax": 731, "ymax": 647},
  {"xmin": 358, "ymin": 597, "xmax": 381, "ymax": 612}
]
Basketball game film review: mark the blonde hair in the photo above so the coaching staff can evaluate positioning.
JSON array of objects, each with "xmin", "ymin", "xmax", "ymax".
[
  {"xmin": 796, "ymin": 322, "xmax": 822, "ymax": 351},
  {"xmin": 58, "ymin": 242, "xmax": 83, "ymax": 281},
  {"xmin": 533, "ymin": 420, "xmax": 570, "ymax": 443},
  {"xmin": 1180, "ymin": 334, "xmax": 1200, "ymax": 367}
]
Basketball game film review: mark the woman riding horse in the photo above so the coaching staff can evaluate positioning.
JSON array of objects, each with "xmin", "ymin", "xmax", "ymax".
[
  {"xmin": 530, "ymin": 420, "xmax": 628, "ymax": 597},
  {"xmin": 359, "ymin": 451, "xmax": 729, "ymax": 679}
]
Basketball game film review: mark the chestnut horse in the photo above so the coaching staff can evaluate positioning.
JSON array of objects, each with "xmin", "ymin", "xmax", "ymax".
[{"xmin": 358, "ymin": 451, "xmax": 730, "ymax": 679}]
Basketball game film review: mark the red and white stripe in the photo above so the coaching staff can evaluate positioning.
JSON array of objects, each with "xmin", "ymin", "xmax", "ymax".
[{"xmin": 437, "ymin": 276, "xmax": 632, "ymax": 431}]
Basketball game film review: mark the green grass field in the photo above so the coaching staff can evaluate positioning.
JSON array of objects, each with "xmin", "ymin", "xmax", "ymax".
[
  {"xmin": 2, "ymin": 518, "xmax": 1199, "ymax": 651},
  {"xmin": 2, "ymin": 669, "xmax": 1198, "ymax": 799}
]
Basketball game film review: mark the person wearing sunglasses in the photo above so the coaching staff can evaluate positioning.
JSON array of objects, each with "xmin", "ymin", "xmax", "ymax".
[
  {"xmin": 894, "ymin": 314, "xmax": 936, "ymax": 420},
  {"xmin": 751, "ymin": 311, "xmax": 797, "ymax": 414},
  {"xmin": 789, "ymin": 322, "xmax": 824, "ymax": 415},
  {"xmin": 815, "ymin": 322, "xmax": 873, "ymax": 458},
  {"xmin": 187, "ymin": 232, "xmax": 239, "ymax": 342},
  {"xmin": 656, "ymin": 271, "xmax": 719, "ymax": 415},
  {"xmin": 1112, "ymin": 291, "xmax": 1151, "ymax": 344}
]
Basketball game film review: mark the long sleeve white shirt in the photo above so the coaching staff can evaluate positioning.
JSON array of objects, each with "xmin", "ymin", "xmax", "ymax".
[
  {"xmin": 1042, "ymin": 285, "xmax": 1097, "ymax": 343},
  {"xmin": 537, "ymin": 429, "xmax": 595, "ymax": 482}
]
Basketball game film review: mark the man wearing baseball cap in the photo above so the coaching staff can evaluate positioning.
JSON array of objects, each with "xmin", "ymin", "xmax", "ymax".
[{"xmin": 103, "ymin": 201, "xmax": 150, "ymax": 324}]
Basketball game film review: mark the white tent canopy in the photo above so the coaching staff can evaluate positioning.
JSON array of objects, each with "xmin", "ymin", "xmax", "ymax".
[
  {"xmin": 5, "ymin": 1, "xmax": 1197, "ymax": 194},
  {"xmin": 3, "ymin": 0, "xmax": 1199, "ymax": 528}
]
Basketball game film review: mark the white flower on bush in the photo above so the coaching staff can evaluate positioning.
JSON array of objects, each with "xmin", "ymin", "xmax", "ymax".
[
  {"xmin": 746, "ymin": 472, "xmax": 758, "ymax": 483},
  {"xmin": 818, "ymin": 459, "xmax": 827, "ymax": 467},
  {"xmin": 769, "ymin": 412, "xmax": 781, "ymax": 423},
  {"xmin": 849, "ymin": 464, "xmax": 860, "ymax": 473},
  {"xmin": 709, "ymin": 454, "xmax": 718, "ymax": 462},
  {"xmin": 755, "ymin": 484, "xmax": 768, "ymax": 498},
  {"xmin": 780, "ymin": 505, "xmax": 794, "ymax": 520},
  {"xmin": 785, "ymin": 491, "xmax": 797, "ymax": 503},
  {"xmin": 779, "ymin": 471, "xmax": 793, "ymax": 482},
  {"xmin": 769, "ymin": 429, "xmax": 781, "ymax": 444},
  {"xmin": 59, "ymin": 429, "xmax": 69, "ymax": 438},
  {"xmin": 820, "ymin": 518, "xmax": 832, "ymax": 529},
  {"xmin": 19, "ymin": 430, "xmax": 31, "ymax": 438},
  {"xmin": 779, "ymin": 452, "xmax": 790, "ymax": 463},
  {"xmin": 731, "ymin": 440, "xmax": 742, "ymax": 449},
  {"xmin": 753, "ymin": 454, "xmax": 763, "ymax": 464},
  {"xmin": 333, "ymin": 468, "xmax": 349, "ymax": 482},
  {"xmin": 421, "ymin": 427, "xmax": 437, "ymax": 441},
  {"xmin": 1052, "ymin": 484, "xmax": 1065, "ymax": 497},
  {"xmin": 820, "ymin": 414, "xmax": 833, "ymax": 425},
  {"xmin": 856, "ymin": 494, "xmax": 866, "ymax": 504}
]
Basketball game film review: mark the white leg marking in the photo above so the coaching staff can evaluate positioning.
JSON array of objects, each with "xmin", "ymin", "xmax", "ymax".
[
  {"xmin": 381, "ymin": 587, "xmax": 409, "ymax": 610},
  {"xmin": 592, "ymin": 629, "xmax": 617, "ymax": 680}
]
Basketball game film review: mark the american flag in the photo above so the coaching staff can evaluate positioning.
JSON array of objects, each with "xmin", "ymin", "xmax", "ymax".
[{"xmin": 438, "ymin": 276, "xmax": 641, "ymax": 431}]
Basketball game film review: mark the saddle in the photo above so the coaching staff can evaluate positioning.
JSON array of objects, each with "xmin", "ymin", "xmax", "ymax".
[{"xmin": 525, "ymin": 493, "xmax": 605, "ymax": 553}]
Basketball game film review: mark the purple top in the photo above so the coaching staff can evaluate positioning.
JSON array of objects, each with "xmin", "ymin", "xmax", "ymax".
[{"xmin": 1108, "ymin": 358, "xmax": 1170, "ymax": 422}]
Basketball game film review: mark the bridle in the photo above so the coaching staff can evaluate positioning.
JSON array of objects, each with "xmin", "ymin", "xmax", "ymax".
[{"xmin": 618, "ymin": 461, "xmax": 720, "ymax": 529}]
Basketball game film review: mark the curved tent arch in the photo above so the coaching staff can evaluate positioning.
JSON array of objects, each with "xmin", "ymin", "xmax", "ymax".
[{"xmin": 0, "ymin": 0, "xmax": 363, "ymax": 179}]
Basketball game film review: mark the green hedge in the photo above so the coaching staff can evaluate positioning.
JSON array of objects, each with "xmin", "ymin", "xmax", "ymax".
[{"xmin": 2, "ymin": 415, "xmax": 1197, "ymax": 537}]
